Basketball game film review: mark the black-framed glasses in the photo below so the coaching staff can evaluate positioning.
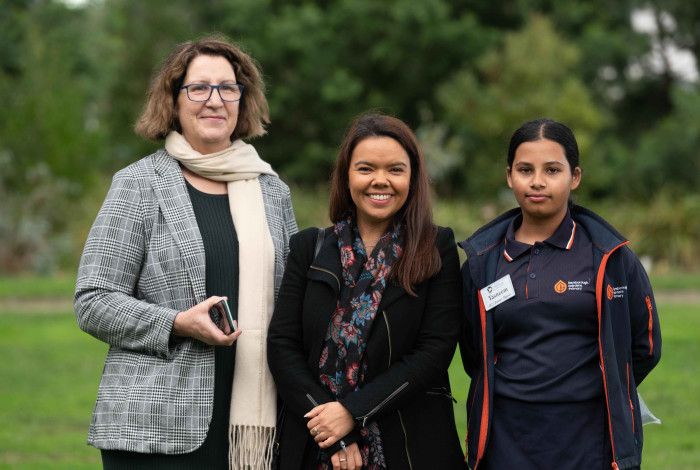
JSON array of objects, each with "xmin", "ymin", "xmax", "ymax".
[{"xmin": 180, "ymin": 83, "xmax": 245, "ymax": 102}]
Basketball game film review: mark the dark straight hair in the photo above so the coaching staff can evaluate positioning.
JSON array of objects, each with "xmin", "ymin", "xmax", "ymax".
[
  {"xmin": 328, "ymin": 112, "xmax": 440, "ymax": 295},
  {"xmin": 507, "ymin": 118, "xmax": 580, "ymax": 171}
]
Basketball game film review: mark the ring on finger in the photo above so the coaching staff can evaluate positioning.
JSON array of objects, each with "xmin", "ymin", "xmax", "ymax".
[{"xmin": 311, "ymin": 426, "xmax": 319, "ymax": 436}]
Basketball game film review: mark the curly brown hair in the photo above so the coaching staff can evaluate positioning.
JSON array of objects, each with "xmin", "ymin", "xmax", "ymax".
[{"xmin": 135, "ymin": 35, "xmax": 269, "ymax": 141}]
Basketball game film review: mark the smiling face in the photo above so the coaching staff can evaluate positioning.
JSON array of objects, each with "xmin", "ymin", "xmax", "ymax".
[
  {"xmin": 177, "ymin": 54, "xmax": 239, "ymax": 154},
  {"xmin": 507, "ymin": 138, "xmax": 581, "ymax": 223},
  {"xmin": 349, "ymin": 136, "xmax": 411, "ymax": 234}
]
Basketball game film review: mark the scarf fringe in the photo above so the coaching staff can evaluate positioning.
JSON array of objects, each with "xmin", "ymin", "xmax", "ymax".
[{"xmin": 229, "ymin": 424, "xmax": 276, "ymax": 470}]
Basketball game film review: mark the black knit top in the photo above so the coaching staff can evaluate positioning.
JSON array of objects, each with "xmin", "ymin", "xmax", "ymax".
[{"xmin": 101, "ymin": 180, "xmax": 238, "ymax": 469}]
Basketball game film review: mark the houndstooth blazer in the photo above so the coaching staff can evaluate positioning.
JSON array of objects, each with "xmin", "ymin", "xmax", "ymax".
[{"xmin": 75, "ymin": 149, "xmax": 297, "ymax": 453}]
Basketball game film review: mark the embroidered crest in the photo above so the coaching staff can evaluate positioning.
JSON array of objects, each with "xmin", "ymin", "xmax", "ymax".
[
  {"xmin": 554, "ymin": 280, "xmax": 568, "ymax": 294},
  {"xmin": 607, "ymin": 284, "xmax": 614, "ymax": 300}
]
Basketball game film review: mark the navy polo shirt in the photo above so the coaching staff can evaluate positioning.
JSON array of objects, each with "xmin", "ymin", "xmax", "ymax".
[{"xmin": 492, "ymin": 210, "xmax": 602, "ymax": 402}]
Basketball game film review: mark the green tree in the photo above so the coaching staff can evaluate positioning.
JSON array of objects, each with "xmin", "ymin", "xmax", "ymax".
[
  {"xmin": 436, "ymin": 15, "xmax": 606, "ymax": 196},
  {"xmin": 628, "ymin": 85, "xmax": 700, "ymax": 198},
  {"xmin": 0, "ymin": 0, "xmax": 102, "ymax": 272},
  {"xmin": 249, "ymin": 0, "xmax": 493, "ymax": 183},
  {"xmin": 93, "ymin": 0, "xmax": 204, "ymax": 170},
  {"xmin": 89, "ymin": 0, "xmax": 493, "ymax": 184}
]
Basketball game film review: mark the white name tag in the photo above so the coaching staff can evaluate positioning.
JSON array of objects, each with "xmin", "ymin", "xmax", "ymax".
[{"xmin": 480, "ymin": 275, "xmax": 516, "ymax": 311}]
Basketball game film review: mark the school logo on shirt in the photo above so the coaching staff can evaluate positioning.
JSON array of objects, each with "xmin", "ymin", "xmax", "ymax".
[
  {"xmin": 554, "ymin": 279, "xmax": 590, "ymax": 294},
  {"xmin": 554, "ymin": 280, "xmax": 568, "ymax": 294},
  {"xmin": 607, "ymin": 283, "xmax": 628, "ymax": 300}
]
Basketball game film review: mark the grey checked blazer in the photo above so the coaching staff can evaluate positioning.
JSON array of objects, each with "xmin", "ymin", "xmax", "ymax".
[{"xmin": 75, "ymin": 149, "xmax": 297, "ymax": 453}]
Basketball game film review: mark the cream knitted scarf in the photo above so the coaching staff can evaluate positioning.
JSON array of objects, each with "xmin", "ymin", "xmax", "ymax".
[{"xmin": 166, "ymin": 131, "xmax": 278, "ymax": 469}]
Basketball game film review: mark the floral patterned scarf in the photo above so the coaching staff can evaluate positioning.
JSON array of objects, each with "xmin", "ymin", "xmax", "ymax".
[{"xmin": 317, "ymin": 216, "xmax": 403, "ymax": 469}]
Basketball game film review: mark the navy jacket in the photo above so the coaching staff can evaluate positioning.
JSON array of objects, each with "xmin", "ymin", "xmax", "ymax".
[
  {"xmin": 268, "ymin": 226, "xmax": 465, "ymax": 469},
  {"xmin": 459, "ymin": 206, "xmax": 661, "ymax": 470}
]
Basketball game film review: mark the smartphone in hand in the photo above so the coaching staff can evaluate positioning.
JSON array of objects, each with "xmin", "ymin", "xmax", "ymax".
[{"xmin": 209, "ymin": 299, "xmax": 236, "ymax": 335}]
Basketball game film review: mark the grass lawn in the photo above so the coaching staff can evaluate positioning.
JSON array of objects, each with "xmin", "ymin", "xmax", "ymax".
[
  {"xmin": 649, "ymin": 271, "xmax": 700, "ymax": 292},
  {"xmin": 0, "ymin": 311, "xmax": 106, "ymax": 469},
  {"xmin": 0, "ymin": 275, "xmax": 76, "ymax": 298},
  {"xmin": 635, "ymin": 303, "xmax": 700, "ymax": 468},
  {"xmin": 0, "ymin": 300, "xmax": 698, "ymax": 468}
]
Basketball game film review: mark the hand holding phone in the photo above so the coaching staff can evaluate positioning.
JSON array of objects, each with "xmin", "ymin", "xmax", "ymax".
[{"xmin": 209, "ymin": 298, "xmax": 237, "ymax": 335}]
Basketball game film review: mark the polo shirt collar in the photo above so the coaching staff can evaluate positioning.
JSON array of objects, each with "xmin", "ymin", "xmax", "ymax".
[{"xmin": 503, "ymin": 210, "xmax": 577, "ymax": 262}]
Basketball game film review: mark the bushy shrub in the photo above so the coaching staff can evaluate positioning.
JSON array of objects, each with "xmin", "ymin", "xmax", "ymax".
[
  {"xmin": 596, "ymin": 194, "xmax": 700, "ymax": 272},
  {"xmin": 0, "ymin": 154, "xmax": 80, "ymax": 274}
]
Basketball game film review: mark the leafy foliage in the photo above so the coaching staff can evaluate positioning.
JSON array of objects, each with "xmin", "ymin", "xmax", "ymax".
[
  {"xmin": 1, "ymin": 0, "xmax": 699, "ymax": 272},
  {"xmin": 435, "ymin": 15, "xmax": 606, "ymax": 195}
]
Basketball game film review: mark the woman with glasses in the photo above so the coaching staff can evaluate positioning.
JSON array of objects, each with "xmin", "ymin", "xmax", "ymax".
[
  {"xmin": 75, "ymin": 35, "xmax": 296, "ymax": 469},
  {"xmin": 267, "ymin": 113, "xmax": 465, "ymax": 470}
]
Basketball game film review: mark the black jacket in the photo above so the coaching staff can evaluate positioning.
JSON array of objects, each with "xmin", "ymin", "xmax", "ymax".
[
  {"xmin": 459, "ymin": 206, "xmax": 661, "ymax": 470},
  {"xmin": 268, "ymin": 226, "xmax": 466, "ymax": 469}
]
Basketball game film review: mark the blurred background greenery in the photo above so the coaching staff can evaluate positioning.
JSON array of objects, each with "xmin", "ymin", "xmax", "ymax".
[
  {"xmin": 1, "ymin": 0, "xmax": 700, "ymax": 274},
  {"xmin": 1, "ymin": 0, "xmax": 699, "ymax": 468}
]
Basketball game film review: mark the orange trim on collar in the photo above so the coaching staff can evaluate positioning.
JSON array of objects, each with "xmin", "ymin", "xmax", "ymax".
[
  {"xmin": 565, "ymin": 220, "xmax": 577, "ymax": 250},
  {"xmin": 503, "ymin": 249, "xmax": 514, "ymax": 262},
  {"xmin": 503, "ymin": 237, "xmax": 514, "ymax": 262}
]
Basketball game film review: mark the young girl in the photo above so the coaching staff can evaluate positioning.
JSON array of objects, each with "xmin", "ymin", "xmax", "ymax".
[{"xmin": 459, "ymin": 119, "xmax": 661, "ymax": 470}]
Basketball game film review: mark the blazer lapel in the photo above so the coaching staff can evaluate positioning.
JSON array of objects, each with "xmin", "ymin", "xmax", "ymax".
[
  {"xmin": 305, "ymin": 230, "xmax": 343, "ymax": 355},
  {"xmin": 151, "ymin": 151, "xmax": 207, "ymax": 303},
  {"xmin": 308, "ymin": 230, "xmax": 342, "ymax": 295},
  {"xmin": 309, "ymin": 230, "xmax": 408, "ymax": 311}
]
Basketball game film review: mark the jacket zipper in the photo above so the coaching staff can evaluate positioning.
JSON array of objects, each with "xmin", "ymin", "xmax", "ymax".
[
  {"xmin": 382, "ymin": 310, "xmax": 414, "ymax": 470},
  {"xmin": 382, "ymin": 311, "xmax": 392, "ymax": 369},
  {"xmin": 626, "ymin": 362, "xmax": 635, "ymax": 434},
  {"xmin": 645, "ymin": 295, "xmax": 654, "ymax": 356},
  {"xmin": 309, "ymin": 265, "xmax": 340, "ymax": 291},
  {"xmin": 466, "ymin": 373, "xmax": 482, "ymax": 456},
  {"xmin": 357, "ymin": 376, "xmax": 409, "ymax": 427},
  {"xmin": 306, "ymin": 393, "xmax": 319, "ymax": 407},
  {"xmin": 595, "ymin": 241, "xmax": 629, "ymax": 470},
  {"xmin": 398, "ymin": 410, "xmax": 414, "ymax": 470},
  {"xmin": 426, "ymin": 387, "xmax": 457, "ymax": 403},
  {"xmin": 474, "ymin": 292, "xmax": 490, "ymax": 470}
]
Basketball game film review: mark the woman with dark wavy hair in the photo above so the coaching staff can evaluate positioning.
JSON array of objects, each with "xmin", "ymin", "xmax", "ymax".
[
  {"xmin": 268, "ymin": 113, "xmax": 465, "ymax": 470},
  {"xmin": 76, "ymin": 35, "xmax": 296, "ymax": 469}
]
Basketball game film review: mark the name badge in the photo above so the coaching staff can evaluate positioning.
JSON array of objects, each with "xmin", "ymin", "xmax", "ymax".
[{"xmin": 480, "ymin": 275, "xmax": 515, "ymax": 311}]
